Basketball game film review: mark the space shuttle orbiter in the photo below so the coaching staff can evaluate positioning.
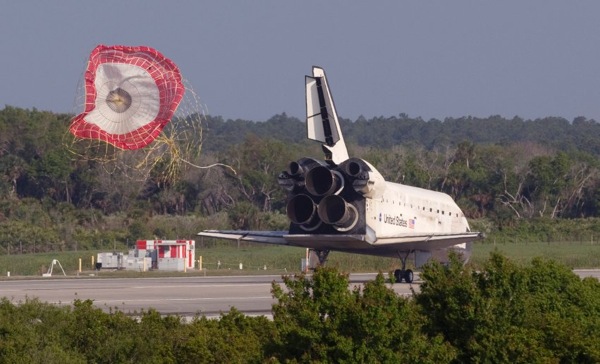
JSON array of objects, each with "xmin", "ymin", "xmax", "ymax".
[{"xmin": 199, "ymin": 66, "xmax": 483, "ymax": 283}]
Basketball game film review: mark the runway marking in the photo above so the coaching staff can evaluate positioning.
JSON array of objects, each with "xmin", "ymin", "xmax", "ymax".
[
  {"xmin": 42, "ymin": 296, "xmax": 274, "ymax": 304},
  {"xmin": 129, "ymin": 283, "xmax": 273, "ymax": 289},
  {"xmin": 99, "ymin": 296, "xmax": 273, "ymax": 303}
]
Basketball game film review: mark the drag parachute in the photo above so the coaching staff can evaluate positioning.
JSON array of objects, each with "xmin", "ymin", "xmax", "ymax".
[{"xmin": 70, "ymin": 45, "xmax": 185, "ymax": 150}]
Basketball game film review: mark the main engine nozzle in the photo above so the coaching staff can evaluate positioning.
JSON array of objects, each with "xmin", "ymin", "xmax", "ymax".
[
  {"xmin": 286, "ymin": 194, "xmax": 321, "ymax": 231},
  {"xmin": 305, "ymin": 166, "xmax": 344, "ymax": 196},
  {"xmin": 317, "ymin": 195, "xmax": 359, "ymax": 231}
]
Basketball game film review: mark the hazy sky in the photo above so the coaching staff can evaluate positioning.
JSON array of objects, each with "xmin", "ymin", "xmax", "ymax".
[{"xmin": 2, "ymin": 1, "xmax": 600, "ymax": 122}]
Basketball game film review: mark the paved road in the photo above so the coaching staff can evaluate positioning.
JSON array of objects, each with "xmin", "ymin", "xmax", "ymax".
[
  {"xmin": 0, "ymin": 273, "xmax": 414, "ymax": 317},
  {"xmin": 0, "ymin": 270, "xmax": 597, "ymax": 317}
]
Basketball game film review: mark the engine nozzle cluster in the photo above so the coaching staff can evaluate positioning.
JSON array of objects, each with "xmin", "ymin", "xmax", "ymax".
[{"xmin": 278, "ymin": 157, "xmax": 385, "ymax": 233}]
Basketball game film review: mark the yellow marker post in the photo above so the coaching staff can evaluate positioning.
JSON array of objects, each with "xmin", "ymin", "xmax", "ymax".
[
  {"xmin": 79, "ymin": 258, "xmax": 82, "ymax": 273},
  {"xmin": 198, "ymin": 256, "xmax": 203, "ymax": 271}
]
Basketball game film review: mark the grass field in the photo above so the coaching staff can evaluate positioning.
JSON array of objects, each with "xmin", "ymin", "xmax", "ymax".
[
  {"xmin": 0, "ymin": 239, "xmax": 598, "ymax": 278},
  {"xmin": 472, "ymin": 239, "xmax": 600, "ymax": 268}
]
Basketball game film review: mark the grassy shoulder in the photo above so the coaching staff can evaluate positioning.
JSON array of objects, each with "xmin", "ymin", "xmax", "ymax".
[
  {"xmin": 1, "ymin": 239, "xmax": 599, "ymax": 278},
  {"xmin": 1, "ymin": 217, "xmax": 598, "ymax": 277}
]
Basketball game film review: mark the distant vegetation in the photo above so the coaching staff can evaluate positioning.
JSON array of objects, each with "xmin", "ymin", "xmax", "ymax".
[
  {"xmin": 1, "ymin": 106, "xmax": 599, "ymax": 256},
  {"xmin": 1, "ymin": 255, "xmax": 599, "ymax": 362}
]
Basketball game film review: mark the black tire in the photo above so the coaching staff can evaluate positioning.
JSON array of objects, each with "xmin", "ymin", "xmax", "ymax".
[
  {"xmin": 404, "ymin": 269, "xmax": 414, "ymax": 283},
  {"xmin": 394, "ymin": 269, "xmax": 404, "ymax": 283}
]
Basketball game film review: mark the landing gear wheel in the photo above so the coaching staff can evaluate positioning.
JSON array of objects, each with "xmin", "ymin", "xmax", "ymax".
[
  {"xmin": 394, "ymin": 269, "xmax": 404, "ymax": 283},
  {"xmin": 404, "ymin": 269, "xmax": 414, "ymax": 283},
  {"xmin": 395, "ymin": 250, "xmax": 414, "ymax": 284}
]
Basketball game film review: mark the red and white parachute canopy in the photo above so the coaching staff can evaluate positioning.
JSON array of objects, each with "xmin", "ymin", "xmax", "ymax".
[{"xmin": 70, "ymin": 45, "xmax": 185, "ymax": 150}]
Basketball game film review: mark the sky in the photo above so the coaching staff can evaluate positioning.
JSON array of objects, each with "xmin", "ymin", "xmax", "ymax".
[{"xmin": 2, "ymin": 1, "xmax": 600, "ymax": 123}]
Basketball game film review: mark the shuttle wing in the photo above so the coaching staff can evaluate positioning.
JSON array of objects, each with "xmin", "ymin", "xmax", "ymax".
[
  {"xmin": 198, "ymin": 230, "xmax": 289, "ymax": 245},
  {"xmin": 198, "ymin": 230, "xmax": 482, "ymax": 258}
]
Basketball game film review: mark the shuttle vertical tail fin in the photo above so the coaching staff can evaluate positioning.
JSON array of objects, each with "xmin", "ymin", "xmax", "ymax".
[{"xmin": 305, "ymin": 66, "xmax": 349, "ymax": 164}]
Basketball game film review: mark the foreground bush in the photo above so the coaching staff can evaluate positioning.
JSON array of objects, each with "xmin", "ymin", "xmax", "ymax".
[
  {"xmin": 269, "ymin": 268, "xmax": 454, "ymax": 363},
  {"xmin": 0, "ymin": 299, "xmax": 271, "ymax": 364},
  {"xmin": 416, "ymin": 252, "xmax": 600, "ymax": 363},
  {"xmin": 0, "ymin": 253, "xmax": 599, "ymax": 363}
]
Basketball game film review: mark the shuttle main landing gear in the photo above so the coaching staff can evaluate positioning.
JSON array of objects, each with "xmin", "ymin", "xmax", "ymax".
[
  {"xmin": 394, "ymin": 251, "xmax": 414, "ymax": 283},
  {"xmin": 313, "ymin": 249, "xmax": 330, "ymax": 266},
  {"xmin": 306, "ymin": 249, "xmax": 331, "ymax": 270}
]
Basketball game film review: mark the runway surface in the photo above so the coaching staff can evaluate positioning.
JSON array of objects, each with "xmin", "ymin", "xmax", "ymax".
[{"xmin": 0, "ymin": 270, "xmax": 598, "ymax": 317}]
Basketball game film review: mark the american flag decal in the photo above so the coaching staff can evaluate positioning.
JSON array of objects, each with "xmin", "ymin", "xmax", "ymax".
[{"xmin": 409, "ymin": 219, "xmax": 415, "ymax": 229}]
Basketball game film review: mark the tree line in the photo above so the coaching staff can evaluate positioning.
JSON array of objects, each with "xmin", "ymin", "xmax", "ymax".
[
  {"xmin": 0, "ymin": 106, "xmax": 599, "ymax": 253},
  {"xmin": 0, "ymin": 254, "xmax": 598, "ymax": 362}
]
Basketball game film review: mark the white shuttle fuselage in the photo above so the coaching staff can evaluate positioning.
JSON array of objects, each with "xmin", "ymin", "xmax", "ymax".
[
  {"xmin": 199, "ymin": 66, "xmax": 482, "ymax": 283},
  {"xmin": 368, "ymin": 182, "xmax": 470, "ymax": 237}
]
